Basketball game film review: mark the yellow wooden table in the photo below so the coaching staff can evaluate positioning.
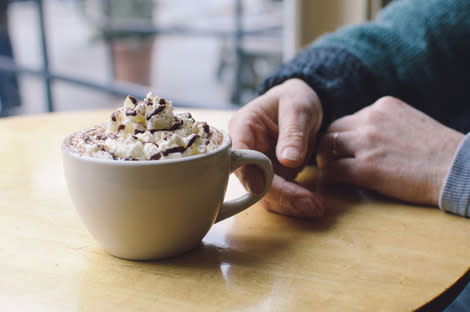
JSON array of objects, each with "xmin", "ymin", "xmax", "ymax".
[{"xmin": 1, "ymin": 109, "xmax": 470, "ymax": 311}]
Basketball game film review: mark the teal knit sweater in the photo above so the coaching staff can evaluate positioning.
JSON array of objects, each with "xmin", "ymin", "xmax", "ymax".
[{"xmin": 260, "ymin": 0, "xmax": 470, "ymax": 217}]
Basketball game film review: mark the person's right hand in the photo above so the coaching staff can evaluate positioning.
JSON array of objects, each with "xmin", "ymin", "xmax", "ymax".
[{"xmin": 228, "ymin": 78, "xmax": 326, "ymax": 218}]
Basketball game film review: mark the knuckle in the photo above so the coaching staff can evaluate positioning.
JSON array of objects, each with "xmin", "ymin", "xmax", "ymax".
[
  {"xmin": 363, "ymin": 107, "xmax": 384, "ymax": 124},
  {"xmin": 228, "ymin": 106, "xmax": 252, "ymax": 130},
  {"xmin": 361, "ymin": 126, "xmax": 380, "ymax": 147},
  {"xmin": 286, "ymin": 95, "xmax": 316, "ymax": 116},
  {"xmin": 265, "ymin": 84, "xmax": 283, "ymax": 99},
  {"xmin": 279, "ymin": 126, "xmax": 305, "ymax": 143},
  {"xmin": 374, "ymin": 96, "xmax": 403, "ymax": 111},
  {"xmin": 363, "ymin": 102, "xmax": 396, "ymax": 126},
  {"xmin": 228, "ymin": 109, "xmax": 255, "ymax": 132},
  {"xmin": 359, "ymin": 152, "xmax": 377, "ymax": 166}
]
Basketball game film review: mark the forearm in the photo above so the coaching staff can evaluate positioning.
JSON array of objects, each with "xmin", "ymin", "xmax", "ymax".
[{"xmin": 261, "ymin": 0, "xmax": 470, "ymax": 128}]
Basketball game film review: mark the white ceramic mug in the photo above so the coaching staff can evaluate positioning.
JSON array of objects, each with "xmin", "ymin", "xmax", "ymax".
[{"xmin": 62, "ymin": 129, "xmax": 273, "ymax": 260}]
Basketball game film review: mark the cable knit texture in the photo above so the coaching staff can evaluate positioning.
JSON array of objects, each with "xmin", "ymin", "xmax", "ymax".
[{"xmin": 259, "ymin": 0, "xmax": 470, "ymax": 216}]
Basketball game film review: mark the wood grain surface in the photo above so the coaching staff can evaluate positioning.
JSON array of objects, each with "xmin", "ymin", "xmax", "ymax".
[{"xmin": 1, "ymin": 109, "xmax": 469, "ymax": 311}]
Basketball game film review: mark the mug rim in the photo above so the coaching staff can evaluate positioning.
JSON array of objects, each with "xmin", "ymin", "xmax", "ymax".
[{"xmin": 62, "ymin": 126, "xmax": 232, "ymax": 166}]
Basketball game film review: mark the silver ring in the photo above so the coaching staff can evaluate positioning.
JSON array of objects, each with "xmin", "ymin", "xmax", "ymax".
[{"xmin": 332, "ymin": 132, "xmax": 340, "ymax": 156}]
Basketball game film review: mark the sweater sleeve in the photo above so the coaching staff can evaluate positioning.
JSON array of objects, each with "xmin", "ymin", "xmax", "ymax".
[
  {"xmin": 260, "ymin": 0, "xmax": 470, "ymax": 128},
  {"xmin": 439, "ymin": 134, "xmax": 470, "ymax": 217},
  {"xmin": 259, "ymin": 46, "xmax": 380, "ymax": 129}
]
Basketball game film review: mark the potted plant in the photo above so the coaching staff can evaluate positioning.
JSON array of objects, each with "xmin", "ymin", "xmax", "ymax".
[{"xmin": 86, "ymin": 0, "xmax": 156, "ymax": 86}]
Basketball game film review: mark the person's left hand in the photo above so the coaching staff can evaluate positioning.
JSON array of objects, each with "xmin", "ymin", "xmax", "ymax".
[{"xmin": 316, "ymin": 96, "xmax": 465, "ymax": 205}]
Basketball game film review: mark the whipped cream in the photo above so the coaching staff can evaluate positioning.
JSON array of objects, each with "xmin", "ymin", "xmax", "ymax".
[{"xmin": 67, "ymin": 92, "xmax": 221, "ymax": 160}]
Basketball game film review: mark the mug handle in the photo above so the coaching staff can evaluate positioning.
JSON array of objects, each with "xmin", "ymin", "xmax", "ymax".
[{"xmin": 215, "ymin": 149, "xmax": 273, "ymax": 223}]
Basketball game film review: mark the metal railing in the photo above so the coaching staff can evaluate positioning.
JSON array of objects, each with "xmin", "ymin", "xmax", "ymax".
[{"xmin": 0, "ymin": 0, "xmax": 282, "ymax": 113}]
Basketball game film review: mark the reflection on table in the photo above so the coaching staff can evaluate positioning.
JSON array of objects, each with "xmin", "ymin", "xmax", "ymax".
[{"xmin": 1, "ymin": 109, "xmax": 470, "ymax": 311}]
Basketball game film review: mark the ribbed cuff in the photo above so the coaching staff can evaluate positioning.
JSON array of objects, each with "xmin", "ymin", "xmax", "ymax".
[
  {"xmin": 258, "ymin": 46, "xmax": 380, "ymax": 131},
  {"xmin": 439, "ymin": 133, "xmax": 470, "ymax": 217}
]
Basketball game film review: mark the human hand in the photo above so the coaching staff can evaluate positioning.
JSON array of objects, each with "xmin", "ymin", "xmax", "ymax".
[
  {"xmin": 317, "ymin": 96, "xmax": 465, "ymax": 205},
  {"xmin": 228, "ymin": 78, "xmax": 326, "ymax": 217}
]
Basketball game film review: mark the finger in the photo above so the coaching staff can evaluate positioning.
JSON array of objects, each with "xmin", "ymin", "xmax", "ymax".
[
  {"xmin": 229, "ymin": 109, "xmax": 266, "ymax": 195},
  {"xmin": 261, "ymin": 174, "xmax": 326, "ymax": 218},
  {"xmin": 229, "ymin": 109, "xmax": 262, "ymax": 151},
  {"xmin": 235, "ymin": 165, "xmax": 265, "ymax": 195},
  {"xmin": 228, "ymin": 107, "xmax": 255, "ymax": 151},
  {"xmin": 228, "ymin": 96, "xmax": 278, "ymax": 153},
  {"xmin": 316, "ymin": 131, "xmax": 357, "ymax": 165},
  {"xmin": 228, "ymin": 96, "xmax": 278, "ymax": 195},
  {"xmin": 326, "ymin": 114, "xmax": 358, "ymax": 133},
  {"xmin": 267, "ymin": 149, "xmax": 301, "ymax": 181},
  {"xmin": 236, "ymin": 156, "xmax": 302, "ymax": 197},
  {"xmin": 276, "ymin": 98, "xmax": 319, "ymax": 168}
]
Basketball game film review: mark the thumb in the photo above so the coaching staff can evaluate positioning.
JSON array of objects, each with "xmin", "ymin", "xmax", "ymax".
[{"xmin": 276, "ymin": 96, "xmax": 321, "ymax": 168}]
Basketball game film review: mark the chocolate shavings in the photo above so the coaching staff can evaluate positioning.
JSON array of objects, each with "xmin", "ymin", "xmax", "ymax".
[
  {"xmin": 186, "ymin": 134, "xmax": 199, "ymax": 148},
  {"xmin": 202, "ymin": 122, "xmax": 210, "ymax": 134},
  {"xmin": 170, "ymin": 119, "xmax": 183, "ymax": 130},
  {"xmin": 146, "ymin": 104, "xmax": 166, "ymax": 120},
  {"xmin": 162, "ymin": 146, "xmax": 185, "ymax": 156},
  {"xmin": 128, "ymin": 95, "xmax": 137, "ymax": 105},
  {"xmin": 150, "ymin": 152, "xmax": 162, "ymax": 160}
]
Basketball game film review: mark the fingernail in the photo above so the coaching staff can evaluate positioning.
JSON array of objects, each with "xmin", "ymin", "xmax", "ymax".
[
  {"xmin": 294, "ymin": 198, "xmax": 319, "ymax": 217},
  {"xmin": 281, "ymin": 147, "xmax": 299, "ymax": 161}
]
